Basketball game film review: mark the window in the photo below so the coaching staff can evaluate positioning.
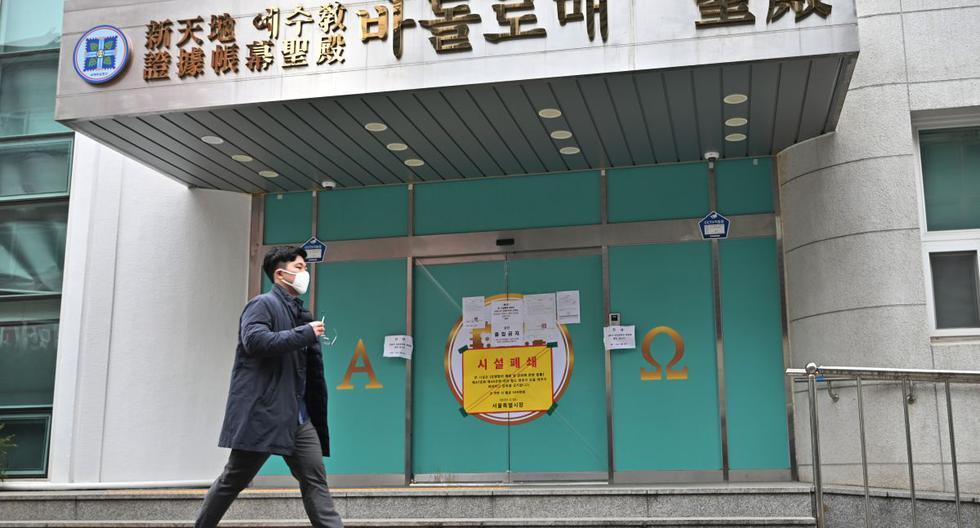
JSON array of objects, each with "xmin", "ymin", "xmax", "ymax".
[
  {"xmin": 929, "ymin": 252, "xmax": 980, "ymax": 330},
  {"xmin": 917, "ymin": 122, "xmax": 980, "ymax": 336},
  {"xmin": 0, "ymin": 138, "xmax": 71, "ymax": 199},
  {"xmin": 0, "ymin": 54, "xmax": 67, "ymax": 138},
  {"xmin": 920, "ymin": 128, "xmax": 980, "ymax": 231},
  {"xmin": 0, "ymin": 201, "xmax": 68, "ymax": 296},
  {"xmin": 0, "ymin": 0, "xmax": 68, "ymax": 478},
  {"xmin": 0, "ymin": 0, "xmax": 63, "ymax": 53}
]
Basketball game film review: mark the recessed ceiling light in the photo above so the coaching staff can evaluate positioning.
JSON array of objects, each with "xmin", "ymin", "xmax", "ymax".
[
  {"xmin": 559, "ymin": 146, "xmax": 581, "ymax": 155},
  {"xmin": 387, "ymin": 142, "xmax": 408, "ymax": 151},
  {"xmin": 725, "ymin": 117, "xmax": 748, "ymax": 127},
  {"xmin": 201, "ymin": 135, "xmax": 224, "ymax": 145},
  {"xmin": 231, "ymin": 154, "xmax": 253, "ymax": 162},
  {"xmin": 259, "ymin": 170, "xmax": 279, "ymax": 178},
  {"xmin": 723, "ymin": 94, "xmax": 748, "ymax": 105},
  {"xmin": 405, "ymin": 159, "xmax": 425, "ymax": 167},
  {"xmin": 550, "ymin": 130, "xmax": 573, "ymax": 140},
  {"xmin": 538, "ymin": 108, "xmax": 562, "ymax": 119},
  {"xmin": 725, "ymin": 133, "xmax": 748, "ymax": 142},
  {"xmin": 365, "ymin": 122, "xmax": 388, "ymax": 132}
]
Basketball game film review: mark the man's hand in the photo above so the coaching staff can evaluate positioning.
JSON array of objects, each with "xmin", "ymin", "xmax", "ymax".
[{"xmin": 308, "ymin": 321, "xmax": 325, "ymax": 337}]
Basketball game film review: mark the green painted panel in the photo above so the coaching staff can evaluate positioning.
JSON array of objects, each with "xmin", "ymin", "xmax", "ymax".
[
  {"xmin": 716, "ymin": 158, "xmax": 774, "ymax": 216},
  {"xmin": 720, "ymin": 238, "xmax": 789, "ymax": 470},
  {"xmin": 264, "ymin": 192, "xmax": 313, "ymax": 245},
  {"xmin": 414, "ymin": 172, "xmax": 601, "ymax": 235},
  {"xmin": 607, "ymin": 163, "xmax": 709, "ymax": 223},
  {"xmin": 412, "ymin": 261, "xmax": 508, "ymax": 474},
  {"xmin": 318, "ymin": 186, "xmax": 408, "ymax": 241},
  {"xmin": 920, "ymin": 127, "xmax": 980, "ymax": 231},
  {"xmin": 609, "ymin": 242, "xmax": 721, "ymax": 471},
  {"xmin": 507, "ymin": 256, "xmax": 607, "ymax": 473},
  {"xmin": 259, "ymin": 259, "xmax": 407, "ymax": 476}
]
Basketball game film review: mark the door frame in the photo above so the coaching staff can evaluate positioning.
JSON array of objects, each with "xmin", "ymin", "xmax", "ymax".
[
  {"xmin": 248, "ymin": 165, "xmax": 796, "ymax": 487},
  {"xmin": 412, "ymin": 248, "xmax": 607, "ymax": 485}
]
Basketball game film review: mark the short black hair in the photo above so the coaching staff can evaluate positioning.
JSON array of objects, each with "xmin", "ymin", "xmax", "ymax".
[{"xmin": 263, "ymin": 246, "xmax": 308, "ymax": 282}]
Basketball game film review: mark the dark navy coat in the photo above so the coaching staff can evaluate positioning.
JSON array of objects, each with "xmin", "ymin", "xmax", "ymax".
[{"xmin": 218, "ymin": 285, "xmax": 330, "ymax": 456}]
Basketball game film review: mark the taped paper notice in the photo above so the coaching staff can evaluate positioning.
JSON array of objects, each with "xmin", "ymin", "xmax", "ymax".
[
  {"xmin": 462, "ymin": 296, "xmax": 489, "ymax": 330},
  {"xmin": 524, "ymin": 293, "xmax": 557, "ymax": 330},
  {"xmin": 603, "ymin": 325, "xmax": 636, "ymax": 350},
  {"xmin": 491, "ymin": 299, "xmax": 525, "ymax": 347},
  {"xmin": 557, "ymin": 290, "xmax": 581, "ymax": 325},
  {"xmin": 383, "ymin": 335, "xmax": 414, "ymax": 359}
]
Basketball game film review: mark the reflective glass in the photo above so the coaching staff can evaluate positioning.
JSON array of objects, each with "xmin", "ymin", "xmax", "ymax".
[
  {"xmin": 0, "ymin": 321, "xmax": 57, "ymax": 406},
  {"xmin": 0, "ymin": 138, "xmax": 71, "ymax": 198},
  {"xmin": 931, "ymin": 251, "xmax": 980, "ymax": 329},
  {"xmin": 0, "ymin": 54, "xmax": 68, "ymax": 138},
  {"xmin": 0, "ymin": 0, "xmax": 63, "ymax": 53},
  {"xmin": 0, "ymin": 414, "xmax": 50, "ymax": 475},
  {"xmin": 920, "ymin": 127, "xmax": 980, "ymax": 231},
  {"xmin": 0, "ymin": 201, "xmax": 68, "ymax": 296}
]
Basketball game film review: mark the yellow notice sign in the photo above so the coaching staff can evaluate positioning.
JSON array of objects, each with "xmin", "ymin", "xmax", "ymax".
[{"xmin": 462, "ymin": 345, "xmax": 554, "ymax": 414}]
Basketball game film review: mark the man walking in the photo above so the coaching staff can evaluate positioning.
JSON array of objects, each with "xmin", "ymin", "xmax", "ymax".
[{"xmin": 196, "ymin": 246, "xmax": 343, "ymax": 528}]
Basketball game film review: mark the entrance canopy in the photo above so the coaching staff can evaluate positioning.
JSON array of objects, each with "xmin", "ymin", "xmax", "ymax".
[{"xmin": 56, "ymin": 0, "xmax": 858, "ymax": 193}]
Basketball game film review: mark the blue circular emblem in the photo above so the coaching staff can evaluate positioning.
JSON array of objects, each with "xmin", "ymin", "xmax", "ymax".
[{"xmin": 73, "ymin": 25, "xmax": 130, "ymax": 85}]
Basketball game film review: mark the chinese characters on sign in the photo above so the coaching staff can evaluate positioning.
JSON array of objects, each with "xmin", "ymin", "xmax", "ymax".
[
  {"xmin": 767, "ymin": 0, "xmax": 833, "ymax": 23},
  {"xmin": 142, "ymin": 1, "xmax": 832, "ymax": 81},
  {"xmin": 695, "ymin": 0, "xmax": 832, "ymax": 28}
]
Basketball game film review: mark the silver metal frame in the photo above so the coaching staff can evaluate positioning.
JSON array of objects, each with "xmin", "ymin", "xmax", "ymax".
[
  {"xmin": 259, "ymin": 214, "xmax": 776, "ymax": 264},
  {"xmin": 246, "ymin": 176, "xmax": 788, "ymax": 487},
  {"xmin": 707, "ymin": 161, "xmax": 730, "ymax": 482},
  {"xmin": 788, "ymin": 364, "xmax": 980, "ymax": 528},
  {"xmin": 901, "ymin": 378, "xmax": 918, "ymax": 528},
  {"xmin": 412, "ymin": 471, "xmax": 608, "ymax": 484},
  {"xmin": 773, "ymin": 159, "xmax": 800, "ymax": 482},
  {"xmin": 253, "ymin": 473, "xmax": 406, "ymax": 488},
  {"xmin": 856, "ymin": 377, "xmax": 871, "ymax": 528},
  {"xmin": 613, "ymin": 470, "xmax": 725, "ymax": 485},
  {"xmin": 404, "ymin": 183, "xmax": 415, "ymax": 485},
  {"xmin": 945, "ymin": 381, "xmax": 963, "ymax": 526},
  {"xmin": 309, "ymin": 191, "xmax": 320, "ymax": 315},
  {"xmin": 247, "ymin": 196, "xmax": 265, "ymax": 299},
  {"xmin": 403, "ymin": 256, "xmax": 414, "ymax": 486},
  {"xmin": 600, "ymin": 168, "xmax": 616, "ymax": 484}
]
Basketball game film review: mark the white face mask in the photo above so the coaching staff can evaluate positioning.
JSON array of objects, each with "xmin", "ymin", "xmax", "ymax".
[{"xmin": 279, "ymin": 269, "xmax": 310, "ymax": 295}]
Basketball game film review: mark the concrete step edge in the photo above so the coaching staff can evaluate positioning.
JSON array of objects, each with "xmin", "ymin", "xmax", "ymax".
[
  {"xmin": 0, "ymin": 517, "xmax": 817, "ymax": 527},
  {"xmin": 0, "ymin": 487, "xmax": 814, "ymax": 501}
]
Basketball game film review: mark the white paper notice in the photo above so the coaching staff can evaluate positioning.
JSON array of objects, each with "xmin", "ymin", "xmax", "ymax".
[
  {"xmin": 557, "ymin": 290, "xmax": 581, "ymax": 325},
  {"xmin": 603, "ymin": 326, "xmax": 636, "ymax": 350},
  {"xmin": 490, "ymin": 299, "xmax": 526, "ymax": 347},
  {"xmin": 524, "ymin": 293, "xmax": 557, "ymax": 330},
  {"xmin": 462, "ymin": 296, "xmax": 489, "ymax": 330},
  {"xmin": 383, "ymin": 335, "xmax": 414, "ymax": 359}
]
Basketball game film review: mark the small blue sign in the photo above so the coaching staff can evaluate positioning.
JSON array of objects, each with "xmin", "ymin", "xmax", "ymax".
[
  {"xmin": 73, "ymin": 25, "xmax": 131, "ymax": 85},
  {"xmin": 303, "ymin": 237, "xmax": 327, "ymax": 263},
  {"xmin": 699, "ymin": 211, "xmax": 731, "ymax": 240}
]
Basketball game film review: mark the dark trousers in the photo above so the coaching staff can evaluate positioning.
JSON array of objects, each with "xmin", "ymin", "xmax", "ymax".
[{"xmin": 195, "ymin": 422, "xmax": 343, "ymax": 528}]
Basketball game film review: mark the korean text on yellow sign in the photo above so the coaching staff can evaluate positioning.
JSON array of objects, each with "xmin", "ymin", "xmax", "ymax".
[{"xmin": 462, "ymin": 345, "xmax": 553, "ymax": 414}]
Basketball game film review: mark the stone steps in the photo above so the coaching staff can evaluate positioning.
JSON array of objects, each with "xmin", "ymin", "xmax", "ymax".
[
  {"xmin": 0, "ymin": 484, "xmax": 816, "ymax": 527},
  {"xmin": 0, "ymin": 485, "xmax": 814, "ymax": 521},
  {"xmin": 0, "ymin": 519, "xmax": 817, "ymax": 528}
]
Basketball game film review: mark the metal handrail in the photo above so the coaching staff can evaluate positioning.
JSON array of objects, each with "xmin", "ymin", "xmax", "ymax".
[{"xmin": 787, "ymin": 363, "xmax": 980, "ymax": 528}]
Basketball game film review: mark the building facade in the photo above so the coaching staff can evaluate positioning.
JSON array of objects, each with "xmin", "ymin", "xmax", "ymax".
[
  {"xmin": 0, "ymin": 0, "xmax": 71, "ymax": 479},
  {"xmin": 0, "ymin": 0, "xmax": 977, "ymax": 497}
]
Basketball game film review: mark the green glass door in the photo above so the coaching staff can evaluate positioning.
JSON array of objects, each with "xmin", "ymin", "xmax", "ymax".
[
  {"xmin": 413, "ymin": 260, "xmax": 508, "ymax": 478},
  {"xmin": 506, "ymin": 255, "xmax": 607, "ymax": 477},
  {"xmin": 609, "ymin": 242, "xmax": 723, "ymax": 480},
  {"xmin": 411, "ymin": 254, "xmax": 607, "ymax": 481}
]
